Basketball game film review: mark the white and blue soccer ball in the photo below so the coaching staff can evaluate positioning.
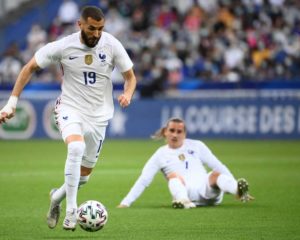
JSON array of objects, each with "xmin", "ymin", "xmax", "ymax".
[{"xmin": 77, "ymin": 200, "xmax": 108, "ymax": 232}]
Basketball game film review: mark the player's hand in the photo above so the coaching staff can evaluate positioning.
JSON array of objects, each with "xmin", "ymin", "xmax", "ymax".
[
  {"xmin": 117, "ymin": 93, "xmax": 131, "ymax": 108},
  {"xmin": 0, "ymin": 106, "xmax": 16, "ymax": 124},
  {"xmin": 0, "ymin": 107, "xmax": 16, "ymax": 124},
  {"xmin": 117, "ymin": 204, "xmax": 129, "ymax": 208},
  {"xmin": 0, "ymin": 96, "xmax": 18, "ymax": 124}
]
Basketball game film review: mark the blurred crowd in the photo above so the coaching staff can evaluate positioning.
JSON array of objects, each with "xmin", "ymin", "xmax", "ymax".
[{"xmin": 0, "ymin": 0, "xmax": 300, "ymax": 97}]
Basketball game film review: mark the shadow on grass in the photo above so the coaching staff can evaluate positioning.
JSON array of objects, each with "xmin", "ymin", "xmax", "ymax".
[
  {"xmin": 43, "ymin": 236, "xmax": 99, "ymax": 240},
  {"xmin": 127, "ymin": 201, "xmax": 261, "ymax": 210}
]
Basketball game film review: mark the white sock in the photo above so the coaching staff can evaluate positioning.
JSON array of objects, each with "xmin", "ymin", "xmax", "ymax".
[
  {"xmin": 52, "ymin": 175, "xmax": 90, "ymax": 204},
  {"xmin": 79, "ymin": 175, "xmax": 90, "ymax": 186},
  {"xmin": 52, "ymin": 184, "xmax": 66, "ymax": 204},
  {"xmin": 216, "ymin": 174, "xmax": 237, "ymax": 195},
  {"xmin": 168, "ymin": 178, "xmax": 189, "ymax": 201},
  {"xmin": 64, "ymin": 141, "xmax": 85, "ymax": 212}
]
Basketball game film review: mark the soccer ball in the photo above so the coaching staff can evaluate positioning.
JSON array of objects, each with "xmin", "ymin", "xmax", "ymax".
[{"xmin": 77, "ymin": 200, "xmax": 108, "ymax": 232}]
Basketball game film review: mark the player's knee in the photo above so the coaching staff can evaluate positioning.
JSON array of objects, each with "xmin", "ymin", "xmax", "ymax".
[
  {"xmin": 168, "ymin": 178, "xmax": 188, "ymax": 200},
  {"xmin": 167, "ymin": 172, "xmax": 185, "ymax": 185},
  {"xmin": 67, "ymin": 141, "xmax": 86, "ymax": 162},
  {"xmin": 168, "ymin": 178, "xmax": 185, "ymax": 189}
]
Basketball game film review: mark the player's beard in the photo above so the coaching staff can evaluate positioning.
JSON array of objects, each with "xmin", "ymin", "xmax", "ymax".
[{"xmin": 81, "ymin": 30, "xmax": 100, "ymax": 48}]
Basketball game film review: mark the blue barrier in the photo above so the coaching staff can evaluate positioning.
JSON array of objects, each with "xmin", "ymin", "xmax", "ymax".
[{"xmin": 1, "ymin": 90, "xmax": 300, "ymax": 139}]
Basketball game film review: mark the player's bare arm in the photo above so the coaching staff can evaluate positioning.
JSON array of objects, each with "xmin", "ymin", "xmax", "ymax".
[
  {"xmin": 0, "ymin": 57, "xmax": 40, "ymax": 124},
  {"xmin": 11, "ymin": 57, "xmax": 40, "ymax": 97},
  {"xmin": 118, "ymin": 68, "xmax": 137, "ymax": 108}
]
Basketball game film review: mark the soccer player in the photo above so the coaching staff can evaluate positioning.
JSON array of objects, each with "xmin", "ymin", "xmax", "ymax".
[
  {"xmin": 0, "ymin": 6, "xmax": 137, "ymax": 230},
  {"xmin": 118, "ymin": 118, "xmax": 254, "ymax": 209}
]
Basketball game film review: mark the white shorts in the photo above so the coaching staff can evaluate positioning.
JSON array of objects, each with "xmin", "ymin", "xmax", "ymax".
[
  {"xmin": 188, "ymin": 172, "xmax": 223, "ymax": 206},
  {"xmin": 55, "ymin": 104, "xmax": 108, "ymax": 168}
]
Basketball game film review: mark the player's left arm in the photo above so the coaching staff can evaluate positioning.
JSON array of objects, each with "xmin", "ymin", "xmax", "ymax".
[{"xmin": 118, "ymin": 68, "xmax": 137, "ymax": 108}]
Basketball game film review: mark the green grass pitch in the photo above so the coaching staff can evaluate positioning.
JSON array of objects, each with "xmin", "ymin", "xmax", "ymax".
[{"xmin": 0, "ymin": 139, "xmax": 299, "ymax": 240}]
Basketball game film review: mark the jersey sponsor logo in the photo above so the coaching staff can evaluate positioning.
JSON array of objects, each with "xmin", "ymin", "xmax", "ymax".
[
  {"xmin": 85, "ymin": 55, "xmax": 93, "ymax": 65},
  {"xmin": 69, "ymin": 56, "xmax": 78, "ymax": 60},
  {"xmin": 178, "ymin": 154, "xmax": 185, "ymax": 161}
]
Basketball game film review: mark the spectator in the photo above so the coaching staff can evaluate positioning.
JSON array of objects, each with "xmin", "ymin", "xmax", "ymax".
[
  {"xmin": 0, "ymin": 43, "xmax": 23, "ymax": 84},
  {"xmin": 104, "ymin": 8, "xmax": 129, "ymax": 38},
  {"xmin": 2, "ymin": 1, "xmax": 300, "ymax": 89},
  {"xmin": 57, "ymin": 0, "xmax": 79, "ymax": 29},
  {"xmin": 22, "ymin": 24, "xmax": 47, "ymax": 63}
]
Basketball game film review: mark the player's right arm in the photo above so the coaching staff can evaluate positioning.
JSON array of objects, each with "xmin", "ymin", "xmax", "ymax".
[
  {"xmin": 0, "ymin": 57, "xmax": 40, "ymax": 124},
  {"xmin": 0, "ymin": 37, "xmax": 63, "ymax": 124}
]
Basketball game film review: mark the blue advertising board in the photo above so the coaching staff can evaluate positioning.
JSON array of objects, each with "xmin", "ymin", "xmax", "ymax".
[{"xmin": 0, "ymin": 91, "xmax": 300, "ymax": 139}]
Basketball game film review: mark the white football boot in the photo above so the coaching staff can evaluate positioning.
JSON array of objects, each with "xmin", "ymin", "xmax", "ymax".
[
  {"xmin": 63, "ymin": 208, "xmax": 77, "ymax": 231},
  {"xmin": 46, "ymin": 189, "xmax": 61, "ymax": 229},
  {"xmin": 172, "ymin": 199, "xmax": 196, "ymax": 209}
]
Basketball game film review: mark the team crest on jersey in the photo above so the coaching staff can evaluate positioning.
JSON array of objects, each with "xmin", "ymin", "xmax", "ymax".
[
  {"xmin": 178, "ymin": 154, "xmax": 185, "ymax": 161},
  {"xmin": 85, "ymin": 55, "xmax": 93, "ymax": 65},
  {"xmin": 188, "ymin": 150, "xmax": 194, "ymax": 155},
  {"xmin": 98, "ymin": 53, "xmax": 106, "ymax": 62}
]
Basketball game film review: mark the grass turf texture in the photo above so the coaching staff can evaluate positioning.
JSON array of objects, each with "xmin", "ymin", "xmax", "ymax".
[{"xmin": 0, "ymin": 140, "xmax": 299, "ymax": 240}]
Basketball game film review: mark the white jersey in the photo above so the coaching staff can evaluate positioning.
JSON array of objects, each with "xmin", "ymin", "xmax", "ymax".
[
  {"xmin": 35, "ymin": 31, "xmax": 133, "ymax": 121},
  {"xmin": 120, "ymin": 139, "xmax": 234, "ymax": 206}
]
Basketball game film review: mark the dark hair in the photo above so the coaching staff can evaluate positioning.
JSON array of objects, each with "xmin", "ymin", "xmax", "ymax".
[
  {"xmin": 81, "ymin": 6, "xmax": 104, "ymax": 21},
  {"xmin": 151, "ymin": 118, "xmax": 186, "ymax": 140}
]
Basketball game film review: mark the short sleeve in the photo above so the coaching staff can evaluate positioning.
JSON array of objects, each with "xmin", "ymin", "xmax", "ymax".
[
  {"xmin": 34, "ymin": 39, "xmax": 64, "ymax": 69},
  {"xmin": 112, "ymin": 38, "xmax": 133, "ymax": 73}
]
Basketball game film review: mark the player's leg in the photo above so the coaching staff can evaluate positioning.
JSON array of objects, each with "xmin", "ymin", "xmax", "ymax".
[
  {"xmin": 211, "ymin": 171, "xmax": 238, "ymax": 194},
  {"xmin": 50, "ymin": 171, "xmax": 91, "ymax": 204},
  {"xmin": 197, "ymin": 172, "xmax": 224, "ymax": 206},
  {"xmin": 47, "ymin": 138, "xmax": 85, "ymax": 230},
  {"xmin": 63, "ymin": 133, "xmax": 85, "ymax": 231},
  {"xmin": 53, "ymin": 120, "xmax": 85, "ymax": 231},
  {"xmin": 80, "ymin": 122, "xmax": 107, "ymax": 170},
  {"xmin": 47, "ymin": 108, "xmax": 84, "ymax": 229},
  {"xmin": 167, "ymin": 173, "xmax": 196, "ymax": 209},
  {"xmin": 48, "ymin": 122, "xmax": 106, "ymax": 230},
  {"xmin": 209, "ymin": 171, "xmax": 254, "ymax": 202},
  {"xmin": 47, "ymin": 169, "xmax": 91, "ymax": 229}
]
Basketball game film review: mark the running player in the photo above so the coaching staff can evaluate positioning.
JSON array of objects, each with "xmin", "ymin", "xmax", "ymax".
[{"xmin": 0, "ymin": 6, "xmax": 137, "ymax": 230}]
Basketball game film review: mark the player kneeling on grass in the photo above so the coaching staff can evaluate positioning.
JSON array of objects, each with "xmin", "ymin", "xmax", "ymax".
[{"xmin": 118, "ymin": 118, "xmax": 254, "ymax": 209}]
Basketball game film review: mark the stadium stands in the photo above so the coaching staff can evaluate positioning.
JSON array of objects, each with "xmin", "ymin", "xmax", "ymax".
[{"xmin": 0, "ymin": 0, "xmax": 300, "ymax": 96}]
